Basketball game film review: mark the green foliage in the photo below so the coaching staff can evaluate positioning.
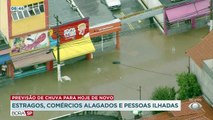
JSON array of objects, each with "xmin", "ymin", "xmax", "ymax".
[
  {"xmin": 177, "ymin": 72, "xmax": 202, "ymax": 100},
  {"xmin": 151, "ymin": 86, "xmax": 176, "ymax": 100},
  {"xmin": 151, "ymin": 86, "xmax": 176, "ymax": 114}
]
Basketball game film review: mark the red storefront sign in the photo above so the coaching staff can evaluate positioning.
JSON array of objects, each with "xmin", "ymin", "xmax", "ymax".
[
  {"xmin": 89, "ymin": 19, "xmax": 121, "ymax": 38},
  {"xmin": 51, "ymin": 17, "xmax": 89, "ymax": 44}
]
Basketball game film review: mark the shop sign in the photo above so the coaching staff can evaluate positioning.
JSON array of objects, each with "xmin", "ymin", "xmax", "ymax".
[
  {"xmin": 89, "ymin": 19, "xmax": 121, "ymax": 38},
  {"xmin": 50, "ymin": 17, "xmax": 89, "ymax": 44},
  {"xmin": 11, "ymin": 31, "xmax": 49, "ymax": 55}
]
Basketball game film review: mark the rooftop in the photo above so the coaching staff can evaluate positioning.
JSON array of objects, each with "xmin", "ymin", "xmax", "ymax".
[
  {"xmin": 143, "ymin": 96, "xmax": 213, "ymax": 120},
  {"xmin": 186, "ymin": 31, "xmax": 213, "ymax": 68},
  {"xmin": 48, "ymin": 0, "xmax": 82, "ymax": 27},
  {"xmin": 74, "ymin": 0, "xmax": 115, "ymax": 26},
  {"xmin": 54, "ymin": 115, "xmax": 120, "ymax": 120},
  {"xmin": 159, "ymin": 0, "xmax": 195, "ymax": 7},
  {"xmin": 50, "ymin": 111, "xmax": 122, "ymax": 120}
]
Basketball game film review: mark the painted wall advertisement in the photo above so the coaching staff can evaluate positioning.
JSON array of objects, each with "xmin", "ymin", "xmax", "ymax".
[
  {"xmin": 50, "ymin": 17, "xmax": 89, "ymax": 44},
  {"xmin": 11, "ymin": 31, "xmax": 49, "ymax": 55}
]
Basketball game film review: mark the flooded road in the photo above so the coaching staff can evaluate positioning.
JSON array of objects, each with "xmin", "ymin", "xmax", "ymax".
[{"xmin": 0, "ymin": 27, "xmax": 208, "ymax": 119}]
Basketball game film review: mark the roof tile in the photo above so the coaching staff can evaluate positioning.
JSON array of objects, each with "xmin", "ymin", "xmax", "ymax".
[{"xmin": 186, "ymin": 31, "xmax": 213, "ymax": 67}]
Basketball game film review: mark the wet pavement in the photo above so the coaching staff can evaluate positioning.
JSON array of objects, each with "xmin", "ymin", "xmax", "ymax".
[
  {"xmin": 0, "ymin": 25, "xmax": 208, "ymax": 119},
  {"xmin": 0, "ymin": 0, "xmax": 210, "ymax": 119}
]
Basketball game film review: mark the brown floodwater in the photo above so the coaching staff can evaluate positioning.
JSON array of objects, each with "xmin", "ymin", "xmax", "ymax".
[{"xmin": 0, "ymin": 27, "xmax": 208, "ymax": 120}]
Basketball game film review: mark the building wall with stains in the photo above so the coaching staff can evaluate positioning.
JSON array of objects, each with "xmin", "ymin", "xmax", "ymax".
[{"xmin": 190, "ymin": 58, "xmax": 213, "ymax": 105}]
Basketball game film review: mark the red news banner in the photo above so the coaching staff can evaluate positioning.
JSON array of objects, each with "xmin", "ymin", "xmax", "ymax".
[{"xmin": 10, "ymin": 95, "xmax": 114, "ymax": 100}]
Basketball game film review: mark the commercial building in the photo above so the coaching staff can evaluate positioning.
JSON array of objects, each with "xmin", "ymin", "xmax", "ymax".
[
  {"xmin": 160, "ymin": 0, "xmax": 210, "ymax": 35},
  {"xmin": 48, "ymin": 0, "xmax": 96, "ymax": 66},
  {"xmin": 49, "ymin": 0, "xmax": 121, "ymax": 65},
  {"xmin": 49, "ymin": 17, "xmax": 95, "ymax": 63},
  {"xmin": 74, "ymin": 0, "xmax": 121, "ymax": 53},
  {"xmin": 0, "ymin": 0, "xmax": 54, "ymax": 79},
  {"xmin": 139, "ymin": 0, "xmax": 210, "ymax": 35},
  {"xmin": 0, "ymin": 31, "xmax": 11, "ymax": 77},
  {"xmin": 0, "ymin": 0, "xmax": 121, "ymax": 80}
]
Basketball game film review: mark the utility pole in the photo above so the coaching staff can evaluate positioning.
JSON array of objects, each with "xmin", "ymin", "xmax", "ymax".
[
  {"xmin": 210, "ymin": 0, "xmax": 213, "ymax": 31},
  {"xmin": 139, "ymin": 86, "xmax": 142, "ymax": 100},
  {"xmin": 133, "ymin": 86, "xmax": 143, "ymax": 119},
  {"xmin": 54, "ymin": 15, "xmax": 62, "ymax": 82}
]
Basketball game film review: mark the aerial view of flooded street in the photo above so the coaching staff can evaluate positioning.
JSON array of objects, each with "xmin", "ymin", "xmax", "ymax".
[{"xmin": 0, "ymin": 0, "xmax": 213, "ymax": 120}]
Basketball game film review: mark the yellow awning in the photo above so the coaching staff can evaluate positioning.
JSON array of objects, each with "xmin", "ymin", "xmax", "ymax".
[{"xmin": 53, "ymin": 37, "xmax": 95, "ymax": 61}]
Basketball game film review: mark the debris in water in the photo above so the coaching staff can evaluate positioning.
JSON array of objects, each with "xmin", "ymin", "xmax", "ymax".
[{"xmin": 97, "ymin": 68, "xmax": 101, "ymax": 74}]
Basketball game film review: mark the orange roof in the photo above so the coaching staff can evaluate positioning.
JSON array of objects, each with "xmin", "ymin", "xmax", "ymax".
[
  {"xmin": 143, "ymin": 112, "xmax": 172, "ymax": 120},
  {"xmin": 171, "ymin": 101, "xmax": 203, "ymax": 117},
  {"xmin": 142, "ymin": 96, "xmax": 213, "ymax": 120},
  {"xmin": 186, "ymin": 31, "xmax": 213, "ymax": 67}
]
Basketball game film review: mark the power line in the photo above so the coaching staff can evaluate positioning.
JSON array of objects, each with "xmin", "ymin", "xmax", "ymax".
[{"xmin": 120, "ymin": 63, "xmax": 175, "ymax": 77}]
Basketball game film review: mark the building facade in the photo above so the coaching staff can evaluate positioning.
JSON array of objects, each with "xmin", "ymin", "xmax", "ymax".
[
  {"xmin": 0, "ymin": 0, "xmax": 54, "ymax": 79},
  {"xmin": 187, "ymin": 31, "xmax": 213, "ymax": 106},
  {"xmin": 139, "ymin": 0, "xmax": 210, "ymax": 35},
  {"xmin": 0, "ymin": 0, "xmax": 121, "ymax": 80},
  {"xmin": 0, "ymin": 31, "xmax": 11, "ymax": 77},
  {"xmin": 160, "ymin": 0, "xmax": 210, "ymax": 35}
]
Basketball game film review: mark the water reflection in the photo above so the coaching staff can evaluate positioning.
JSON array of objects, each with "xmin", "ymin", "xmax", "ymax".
[{"xmin": 0, "ymin": 27, "xmax": 209, "ymax": 119}]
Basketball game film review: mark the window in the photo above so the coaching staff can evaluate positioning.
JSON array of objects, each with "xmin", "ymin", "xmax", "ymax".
[
  {"xmin": 185, "ymin": 19, "xmax": 191, "ymax": 24},
  {"xmin": 17, "ymin": 11, "xmax": 24, "ymax": 19},
  {"xmin": 39, "ymin": 2, "xmax": 44, "ymax": 12},
  {"xmin": 33, "ymin": 3, "xmax": 40, "ymax": 15},
  {"xmin": 11, "ymin": 2, "xmax": 45, "ymax": 21},
  {"xmin": 11, "ymin": 12, "xmax": 19, "ymax": 20},
  {"xmin": 28, "ymin": 4, "xmax": 35, "ymax": 16},
  {"xmin": 23, "ymin": 6, "xmax": 30, "ymax": 17}
]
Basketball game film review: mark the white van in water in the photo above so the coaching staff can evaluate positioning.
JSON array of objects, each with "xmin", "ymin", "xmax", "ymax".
[{"xmin": 105, "ymin": 0, "xmax": 121, "ymax": 10}]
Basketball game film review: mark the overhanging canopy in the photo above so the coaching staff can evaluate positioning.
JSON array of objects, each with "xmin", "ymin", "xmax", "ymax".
[
  {"xmin": 53, "ymin": 37, "xmax": 95, "ymax": 61},
  {"xmin": 12, "ymin": 48, "xmax": 55, "ymax": 69},
  {"xmin": 0, "ymin": 54, "xmax": 11, "ymax": 65},
  {"xmin": 166, "ymin": 0, "xmax": 210, "ymax": 23}
]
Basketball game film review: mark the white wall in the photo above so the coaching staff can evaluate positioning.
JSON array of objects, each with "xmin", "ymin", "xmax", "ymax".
[
  {"xmin": 190, "ymin": 58, "xmax": 213, "ymax": 105},
  {"xmin": 141, "ymin": 0, "xmax": 164, "ymax": 28},
  {"xmin": 142, "ymin": 0, "xmax": 162, "ymax": 8},
  {"xmin": 155, "ymin": 14, "xmax": 164, "ymax": 26},
  {"xmin": 204, "ymin": 59, "xmax": 213, "ymax": 70}
]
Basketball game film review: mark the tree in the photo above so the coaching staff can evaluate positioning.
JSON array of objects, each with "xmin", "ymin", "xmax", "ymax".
[
  {"xmin": 177, "ymin": 72, "xmax": 202, "ymax": 100},
  {"xmin": 151, "ymin": 86, "xmax": 176, "ymax": 114},
  {"xmin": 151, "ymin": 86, "xmax": 176, "ymax": 100}
]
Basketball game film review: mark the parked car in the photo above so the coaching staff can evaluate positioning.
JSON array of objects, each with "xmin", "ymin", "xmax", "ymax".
[{"xmin": 102, "ymin": 0, "xmax": 121, "ymax": 10}]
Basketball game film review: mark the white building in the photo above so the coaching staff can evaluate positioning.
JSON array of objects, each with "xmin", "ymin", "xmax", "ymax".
[{"xmin": 186, "ymin": 31, "xmax": 213, "ymax": 106}]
